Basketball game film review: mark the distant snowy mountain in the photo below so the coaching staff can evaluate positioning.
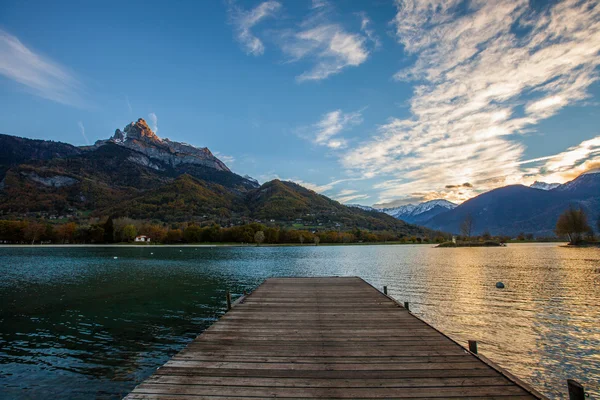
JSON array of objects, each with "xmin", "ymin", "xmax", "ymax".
[
  {"xmin": 383, "ymin": 199, "xmax": 457, "ymax": 224},
  {"xmin": 347, "ymin": 204, "xmax": 376, "ymax": 212},
  {"xmin": 349, "ymin": 199, "xmax": 457, "ymax": 225},
  {"xmin": 530, "ymin": 181, "xmax": 560, "ymax": 190}
]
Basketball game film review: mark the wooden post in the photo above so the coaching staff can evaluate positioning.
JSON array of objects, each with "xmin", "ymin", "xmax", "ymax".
[
  {"xmin": 226, "ymin": 290, "xmax": 232, "ymax": 311},
  {"xmin": 404, "ymin": 301, "xmax": 410, "ymax": 311},
  {"xmin": 468, "ymin": 340, "xmax": 478, "ymax": 354},
  {"xmin": 567, "ymin": 379, "xmax": 585, "ymax": 400},
  {"xmin": 383, "ymin": 286, "xmax": 388, "ymax": 295}
]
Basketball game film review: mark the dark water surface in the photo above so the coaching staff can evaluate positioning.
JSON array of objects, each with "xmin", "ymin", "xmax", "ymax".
[{"xmin": 0, "ymin": 244, "xmax": 598, "ymax": 399}]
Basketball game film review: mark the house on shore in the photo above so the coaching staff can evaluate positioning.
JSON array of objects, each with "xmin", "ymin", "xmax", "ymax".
[{"xmin": 134, "ymin": 235, "xmax": 151, "ymax": 243}]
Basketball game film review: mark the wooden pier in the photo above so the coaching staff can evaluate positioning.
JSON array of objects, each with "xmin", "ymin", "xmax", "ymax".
[{"xmin": 125, "ymin": 277, "xmax": 545, "ymax": 399}]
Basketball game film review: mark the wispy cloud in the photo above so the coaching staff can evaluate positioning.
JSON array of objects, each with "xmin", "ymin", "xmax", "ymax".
[
  {"xmin": 148, "ymin": 112, "xmax": 158, "ymax": 133},
  {"xmin": 228, "ymin": 1, "xmax": 281, "ymax": 56},
  {"xmin": 357, "ymin": 12, "xmax": 381, "ymax": 48},
  {"xmin": 525, "ymin": 136, "xmax": 600, "ymax": 183},
  {"xmin": 0, "ymin": 29, "xmax": 84, "ymax": 107},
  {"xmin": 281, "ymin": 21, "xmax": 372, "ymax": 82},
  {"xmin": 341, "ymin": 0, "xmax": 600, "ymax": 204},
  {"xmin": 214, "ymin": 151, "xmax": 235, "ymax": 164},
  {"xmin": 311, "ymin": 0, "xmax": 328, "ymax": 9},
  {"xmin": 77, "ymin": 121, "xmax": 89, "ymax": 145},
  {"xmin": 309, "ymin": 109, "xmax": 363, "ymax": 149},
  {"xmin": 333, "ymin": 189, "xmax": 369, "ymax": 204},
  {"xmin": 290, "ymin": 177, "xmax": 364, "ymax": 194},
  {"xmin": 125, "ymin": 96, "xmax": 133, "ymax": 114}
]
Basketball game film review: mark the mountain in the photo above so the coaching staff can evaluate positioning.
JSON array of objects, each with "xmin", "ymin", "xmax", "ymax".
[
  {"xmin": 349, "ymin": 199, "xmax": 457, "ymax": 224},
  {"xmin": 0, "ymin": 134, "xmax": 82, "ymax": 180},
  {"xmin": 92, "ymin": 118, "xmax": 230, "ymax": 171},
  {"xmin": 381, "ymin": 199, "xmax": 457, "ymax": 224},
  {"xmin": 0, "ymin": 121, "xmax": 436, "ymax": 237},
  {"xmin": 530, "ymin": 181, "xmax": 560, "ymax": 190},
  {"xmin": 425, "ymin": 171, "xmax": 600, "ymax": 236},
  {"xmin": 347, "ymin": 204, "xmax": 376, "ymax": 212}
]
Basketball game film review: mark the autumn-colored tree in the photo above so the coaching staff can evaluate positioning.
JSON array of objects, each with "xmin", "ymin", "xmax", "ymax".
[
  {"xmin": 314, "ymin": 235, "xmax": 320, "ymax": 246},
  {"xmin": 56, "ymin": 222, "xmax": 77, "ymax": 243},
  {"xmin": 555, "ymin": 207, "xmax": 591, "ymax": 244},
  {"xmin": 24, "ymin": 221, "xmax": 46, "ymax": 244}
]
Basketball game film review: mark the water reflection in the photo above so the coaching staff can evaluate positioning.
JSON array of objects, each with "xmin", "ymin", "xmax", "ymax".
[{"xmin": 0, "ymin": 244, "xmax": 598, "ymax": 399}]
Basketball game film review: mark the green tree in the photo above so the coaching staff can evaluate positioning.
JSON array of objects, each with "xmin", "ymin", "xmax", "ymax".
[
  {"xmin": 555, "ymin": 207, "xmax": 591, "ymax": 244},
  {"xmin": 122, "ymin": 224, "xmax": 137, "ymax": 242},
  {"xmin": 254, "ymin": 230, "xmax": 265, "ymax": 246}
]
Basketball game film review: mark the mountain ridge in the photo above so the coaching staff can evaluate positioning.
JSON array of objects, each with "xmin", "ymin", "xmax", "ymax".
[{"xmin": 0, "ymin": 124, "xmax": 437, "ymax": 238}]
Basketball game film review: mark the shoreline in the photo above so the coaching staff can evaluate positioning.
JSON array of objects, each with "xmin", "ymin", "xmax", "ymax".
[{"xmin": 0, "ymin": 241, "xmax": 569, "ymax": 248}]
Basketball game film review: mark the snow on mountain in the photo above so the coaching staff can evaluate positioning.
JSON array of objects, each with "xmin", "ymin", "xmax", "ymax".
[
  {"xmin": 530, "ymin": 181, "xmax": 560, "ymax": 190},
  {"xmin": 347, "ymin": 204, "xmax": 376, "ymax": 212},
  {"xmin": 381, "ymin": 199, "xmax": 456, "ymax": 218},
  {"xmin": 348, "ymin": 199, "xmax": 457, "ymax": 224}
]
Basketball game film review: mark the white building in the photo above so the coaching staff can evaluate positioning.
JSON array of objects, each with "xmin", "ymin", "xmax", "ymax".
[{"xmin": 135, "ymin": 235, "xmax": 151, "ymax": 243}]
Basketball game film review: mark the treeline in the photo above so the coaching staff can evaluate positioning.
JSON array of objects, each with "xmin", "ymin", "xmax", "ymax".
[{"xmin": 0, "ymin": 218, "xmax": 450, "ymax": 245}]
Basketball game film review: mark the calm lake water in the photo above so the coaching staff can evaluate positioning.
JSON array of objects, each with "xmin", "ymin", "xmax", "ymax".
[{"xmin": 0, "ymin": 243, "xmax": 598, "ymax": 399}]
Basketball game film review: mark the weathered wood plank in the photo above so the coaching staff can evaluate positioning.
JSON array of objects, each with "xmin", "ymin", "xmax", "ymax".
[{"xmin": 124, "ymin": 277, "xmax": 543, "ymax": 400}]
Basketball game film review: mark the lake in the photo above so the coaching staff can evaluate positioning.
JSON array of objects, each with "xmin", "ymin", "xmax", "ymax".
[{"xmin": 0, "ymin": 243, "xmax": 598, "ymax": 399}]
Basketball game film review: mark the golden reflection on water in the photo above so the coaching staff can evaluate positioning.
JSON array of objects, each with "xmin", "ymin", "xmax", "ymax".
[{"xmin": 404, "ymin": 244, "xmax": 600, "ymax": 399}]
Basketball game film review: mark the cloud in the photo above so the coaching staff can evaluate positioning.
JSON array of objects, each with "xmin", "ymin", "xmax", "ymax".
[
  {"xmin": 0, "ymin": 29, "xmax": 84, "ymax": 107},
  {"xmin": 445, "ymin": 182, "xmax": 472, "ymax": 189},
  {"xmin": 290, "ymin": 177, "xmax": 364, "ymax": 194},
  {"xmin": 228, "ymin": 1, "xmax": 281, "ymax": 56},
  {"xmin": 77, "ymin": 121, "xmax": 89, "ymax": 145},
  {"xmin": 148, "ymin": 112, "xmax": 158, "ymax": 133},
  {"xmin": 524, "ymin": 136, "xmax": 600, "ymax": 183},
  {"xmin": 214, "ymin": 151, "xmax": 235, "ymax": 164},
  {"xmin": 311, "ymin": 0, "xmax": 328, "ymax": 9},
  {"xmin": 340, "ymin": 0, "xmax": 600, "ymax": 205},
  {"xmin": 282, "ymin": 22, "xmax": 371, "ymax": 82},
  {"xmin": 357, "ymin": 12, "xmax": 381, "ymax": 48},
  {"xmin": 337, "ymin": 193, "xmax": 370, "ymax": 204},
  {"xmin": 310, "ymin": 109, "xmax": 363, "ymax": 149},
  {"xmin": 125, "ymin": 96, "xmax": 132, "ymax": 114}
]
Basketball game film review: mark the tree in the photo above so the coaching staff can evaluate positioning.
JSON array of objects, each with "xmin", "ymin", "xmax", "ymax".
[
  {"xmin": 555, "ymin": 207, "xmax": 591, "ymax": 244},
  {"xmin": 184, "ymin": 225, "xmax": 203, "ymax": 243},
  {"xmin": 56, "ymin": 222, "xmax": 77, "ymax": 243},
  {"xmin": 314, "ymin": 235, "xmax": 320, "ymax": 246},
  {"xmin": 122, "ymin": 224, "xmax": 137, "ymax": 242},
  {"xmin": 460, "ymin": 214, "xmax": 474, "ymax": 240},
  {"xmin": 103, "ymin": 217, "xmax": 114, "ymax": 243},
  {"xmin": 299, "ymin": 234, "xmax": 304, "ymax": 245},
  {"xmin": 24, "ymin": 221, "xmax": 46, "ymax": 244},
  {"xmin": 254, "ymin": 231, "xmax": 265, "ymax": 246}
]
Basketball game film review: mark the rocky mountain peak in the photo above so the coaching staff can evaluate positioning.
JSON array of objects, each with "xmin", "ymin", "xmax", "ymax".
[
  {"xmin": 95, "ymin": 118, "xmax": 231, "ymax": 172},
  {"xmin": 123, "ymin": 118, "xmax": 161, "ymax": 142}
]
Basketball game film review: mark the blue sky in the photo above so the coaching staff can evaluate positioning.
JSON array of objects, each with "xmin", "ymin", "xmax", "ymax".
[{"xmin": 1, "ymin": 0, "xmax": 599, "ymax": 207}]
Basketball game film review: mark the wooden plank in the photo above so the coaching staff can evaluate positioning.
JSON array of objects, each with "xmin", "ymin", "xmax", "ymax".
[{"xmin": 124, "ymin": 277, "xmax": 544, "ymax": 400}]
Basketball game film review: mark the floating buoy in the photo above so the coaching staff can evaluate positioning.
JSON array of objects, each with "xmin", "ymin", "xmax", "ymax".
[
  {"xmin": 150, "ymin": 252, "xmax": 153, "ymax": 255},
  {"xmin": 496, "ymin": 282, "xmax": 505, "ymax": 289},
  {"xmin": 113, "ymin": 256, "xmax": 118, "ymax": 259}
]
